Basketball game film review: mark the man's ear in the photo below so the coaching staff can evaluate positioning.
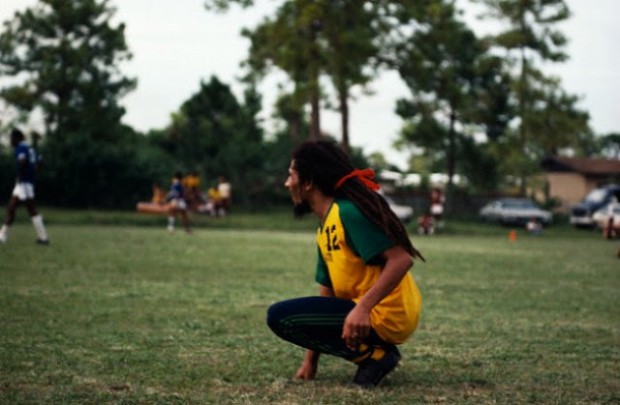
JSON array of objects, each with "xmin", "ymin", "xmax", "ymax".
[{"xmin": 303, "ymin": 181, "xmax": 313, "ymax": 192}]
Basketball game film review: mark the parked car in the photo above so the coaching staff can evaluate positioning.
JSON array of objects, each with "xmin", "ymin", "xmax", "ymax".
[
  {"xmin": 569, "ymin": 184, "xmax": 620, "ymax": 228},
  {"xmin": 384, "ymin": 196, "xmax": 414, "ymax": 223},
  {"xmin": 479, "ymin": 198, "xmax": 553, "ymax": 226}
]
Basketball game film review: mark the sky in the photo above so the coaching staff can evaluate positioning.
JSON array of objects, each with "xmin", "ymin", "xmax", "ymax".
[{"xmin": 1, "ymin": 0, "xmax": 619, "ymax": 169}]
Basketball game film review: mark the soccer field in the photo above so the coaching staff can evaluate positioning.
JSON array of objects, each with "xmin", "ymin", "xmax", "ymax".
[{"xmin": 1, "ymin": 221, "xmax": 618, "ymax": 404}]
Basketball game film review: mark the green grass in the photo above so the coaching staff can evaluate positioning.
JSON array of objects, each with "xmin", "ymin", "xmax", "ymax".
[
  {"xmin": 26, "ymin": 206, "xmax": 319, "ymax": 232},
  {"xmin": 1, "ymin": 211, "xmax": 618, "ymax": 404}
]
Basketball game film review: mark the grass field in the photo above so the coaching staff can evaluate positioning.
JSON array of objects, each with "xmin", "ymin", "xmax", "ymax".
[{"xmin": 1, "ymin": 210, "xmax": 618, "ymax": 404}]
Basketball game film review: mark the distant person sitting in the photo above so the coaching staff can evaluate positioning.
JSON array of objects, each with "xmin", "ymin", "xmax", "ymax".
[
  {"xmin": 201, "ymin": 184, "xmax": 222, "ymax": 217},
  {"xmin": 417, "ymin": 211, "xmax": 435, "ymax": 236},
  {"xmin": 526, "ymin": 217, "xmax": 543, "ymax": 235},
  {"xmin": 151, "ymin": 182, "xmax": 166, "ymax": 205}
]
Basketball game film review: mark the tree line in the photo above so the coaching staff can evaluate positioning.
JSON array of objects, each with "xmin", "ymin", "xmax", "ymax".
[{"xmin": 0, "ymin": 0, "xmax": 617, "ymax": 209}]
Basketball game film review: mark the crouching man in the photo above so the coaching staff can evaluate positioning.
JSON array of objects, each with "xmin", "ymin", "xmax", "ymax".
[{"xmin": 267, "ymin": 141, "xmax": 425, "ymax": 388}]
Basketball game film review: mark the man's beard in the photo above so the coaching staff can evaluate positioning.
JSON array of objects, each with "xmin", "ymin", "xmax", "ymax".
[{"xmin": 293, "ymin": 200, "xmax": 312, "ymax": 218}]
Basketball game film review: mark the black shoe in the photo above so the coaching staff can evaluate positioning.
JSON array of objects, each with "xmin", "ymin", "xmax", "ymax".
[
  {"xmin": 36, "ymin": 239, "xmax": 50, "ymax": 245},
  {"xmin": 352, "ymin": 347, "xmax": 401, "ymax": 388}
]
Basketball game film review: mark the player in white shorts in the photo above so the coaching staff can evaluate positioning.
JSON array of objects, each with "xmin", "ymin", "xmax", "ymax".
[
  {"xmin": 0, "ymin": 128, "xmax": 49, "ymax": 245},
  {"xmin": 165, "ymin": 171, "xmax": 191, "ymax": 233}
]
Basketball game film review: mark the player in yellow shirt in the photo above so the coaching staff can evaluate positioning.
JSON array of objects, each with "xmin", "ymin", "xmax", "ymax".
[
  {"xmin": 183, "ymin": 170, "xmax": 202, "ymax": 211},
  {"xmin": 267, "ymin": 140, "xmax": 424, "ymax": 388}
]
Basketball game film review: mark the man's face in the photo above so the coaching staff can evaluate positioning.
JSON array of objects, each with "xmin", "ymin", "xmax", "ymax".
[
  {"xmin": 10, "ymin": 135, "xmax": 20, "ymax": 147},
  {"xmin": 284, "ymin": 159, "xmax": 311, "ymax": 217}
]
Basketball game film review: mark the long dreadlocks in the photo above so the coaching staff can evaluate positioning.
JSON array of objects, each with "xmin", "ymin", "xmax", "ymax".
[{"xmin": 292, "ymin": 140, "xmax": 424, "ymax": 262}]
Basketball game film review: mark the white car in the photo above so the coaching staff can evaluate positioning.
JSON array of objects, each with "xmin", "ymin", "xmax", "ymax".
[
  {"xmin": 569, "ymin": 185, "xmax": 620, "ymax": 227},
  {"xmin": 384, "ymin": 196, "xmax": 414, "ymax": 222},
  {"xmin": 479, "ymin": 198, "xmax": 553, "ymax": 226}
]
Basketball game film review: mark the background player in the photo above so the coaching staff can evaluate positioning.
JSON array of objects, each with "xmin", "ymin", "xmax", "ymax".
[
  {"xmin": 165, "ymin": 171, "xmax": 191, "ymax": 233},
  {"xmin": 0, "ymin": 128, "xmax": 49, "ymax": 245}
]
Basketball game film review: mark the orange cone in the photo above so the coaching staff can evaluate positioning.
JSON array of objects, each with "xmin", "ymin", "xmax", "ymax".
[{"xmin": 509, "ymin": 229, "xmax": 517, "ymax": 241}]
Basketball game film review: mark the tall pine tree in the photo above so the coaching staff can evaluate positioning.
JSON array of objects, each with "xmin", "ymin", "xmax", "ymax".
[{"xmin": 0, "ymin": 0, "xmax": 135, "ymax": 142}]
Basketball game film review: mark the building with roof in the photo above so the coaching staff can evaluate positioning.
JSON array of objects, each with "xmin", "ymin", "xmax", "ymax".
[{"xmin": 540, "ymin": 156, "xmax": 620, "ymax": 212}]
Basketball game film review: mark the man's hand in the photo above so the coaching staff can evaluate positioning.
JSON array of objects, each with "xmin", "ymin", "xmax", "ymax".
[
  {"xmin": 295, "ymin": 360, "xmax": 317, "ymax": 380},
  {"xmin": 342, "ymin": 304, "xmax": 372, "ymax": 350},
  {"xmin": 340, "ymin": 246, "xmax": 414, "ymax": 350},
  {"xmin": 295, "ymin": 350, "xmax": 320, "ymax": 380}
]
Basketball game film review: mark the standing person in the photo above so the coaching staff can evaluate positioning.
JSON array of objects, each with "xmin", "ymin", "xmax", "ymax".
[
  {"xmin": 267, "ymin": 140, "xmax": 425, "ymax": 388},
  {"xmin": 603, "ymin": 197, "xmax": 618, "ymax": 240},
  {"xmin": 183, "ymin": 170, "xmax": 202, "ymax": 211},
  {"xmin": 217, "ymin": 175, "xmax": 231, "ymax": 216},
  {"xmin": 166, "ymin": 172, "xmax": 191, "ymax": 233},
  {"xmin": 430, "ymin": 187, "xmax": 445, "ymax": 225},
  {"xmin": 0, "ymin": 128, "xmax": 49, "ymax": 245},
  {"xmin": 526, "ymin": 217, "xmax": 543, "ymax": 235}
]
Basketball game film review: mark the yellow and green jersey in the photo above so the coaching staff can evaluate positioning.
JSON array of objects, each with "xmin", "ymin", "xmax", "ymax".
[{"xmin": 316, "ymin": 198, "xmax": 422, "ymax": 344}]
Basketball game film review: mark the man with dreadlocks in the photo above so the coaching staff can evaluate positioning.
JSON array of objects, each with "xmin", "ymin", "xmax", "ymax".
[{"xmin": 267, "ymin": 140, "xmax": 424, "ymax": 388}]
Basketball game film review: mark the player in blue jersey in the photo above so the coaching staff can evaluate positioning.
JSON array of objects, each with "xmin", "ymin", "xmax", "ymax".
[
  {"xmin": 165, "ymin": 171, "xmax": 191, "ymax": 233},
  {"xmin": 0, "ymin": 128, "xmax": 49, "ymax": 245}
]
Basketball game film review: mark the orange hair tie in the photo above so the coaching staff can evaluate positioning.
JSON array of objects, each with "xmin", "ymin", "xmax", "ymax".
[{"xmin": 335, "ymin": 168, "xmax": 380, "ymax": 191}]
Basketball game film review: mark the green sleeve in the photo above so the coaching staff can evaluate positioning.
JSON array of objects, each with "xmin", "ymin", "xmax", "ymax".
[
  {"xmin": 315, "ymin": 247, "xmax": 332, "ymax": 287},
  {"xmin": 338, "ymin": 199, "xmax": 393, "ymax": 263}
]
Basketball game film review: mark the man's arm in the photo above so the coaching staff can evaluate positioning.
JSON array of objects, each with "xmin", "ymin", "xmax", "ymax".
[
  {"xmin": 341, "ymin": 245, "xmax": 413, "ymax": 349},
  {"xmin": 295, "ymin": 284, "xmax": 334, "ymax": 380}
]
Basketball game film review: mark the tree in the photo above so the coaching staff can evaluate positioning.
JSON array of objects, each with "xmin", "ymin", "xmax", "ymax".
[
  {"xmin": 597, "ymin": 133, "xmax": 620, "ymax": 159},
  {"xmin": 226, "ymin": 1, "xmax": 392, "ymax": 153},
  {"xmin": 367, "ymin": 151, "xmax": 389, "ymax": 172},
  {"xmin": 395, "ymin": 1, "xmax": 494, "ymax": 198},
  {"xmin": 475, "ymin": 0, "xmax": 578, "ymax": 193},
  {"xmin": 521, "ymin": 75, "xmax": 591, "ymax": 156},
  {"xmin": 0, "ymin": 0, "xmax": 135, "ymax": 141},
  {"xmin": 242, "ymin": 1, "xmax": 325, "ymax": 141},
  {"xmin": 204, "ymin": 0, "xmax": 255, "ymax": 11},
  {"xmin": 319, "ymin": 1, "xmax": 382, "ymax": 153},
  {"xmin": 272, "ymin": 92, "xmax": 309, "ymax": 141},
  {"xmin": 37, "ymin": 126, "xmax": 173, "ymax": 208},
  {"xmin": 163, "ymin": 76, "xmax": 265, "ymax": 206}
]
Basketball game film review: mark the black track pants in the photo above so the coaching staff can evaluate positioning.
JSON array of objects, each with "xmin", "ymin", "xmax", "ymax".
[{"xmin": 266, "ymin": 296, "xmax": 395, "ymax": 361}]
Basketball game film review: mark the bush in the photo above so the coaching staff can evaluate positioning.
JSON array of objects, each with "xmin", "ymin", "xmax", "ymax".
[{"xmin": 38, "ymin": 132, "xmax": 174, "ymax": 209}]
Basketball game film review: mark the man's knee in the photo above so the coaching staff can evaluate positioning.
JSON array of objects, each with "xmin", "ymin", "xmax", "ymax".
[{"xmin": 266, "ymin": 300, "xmax": 287, "ymax": 333}]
